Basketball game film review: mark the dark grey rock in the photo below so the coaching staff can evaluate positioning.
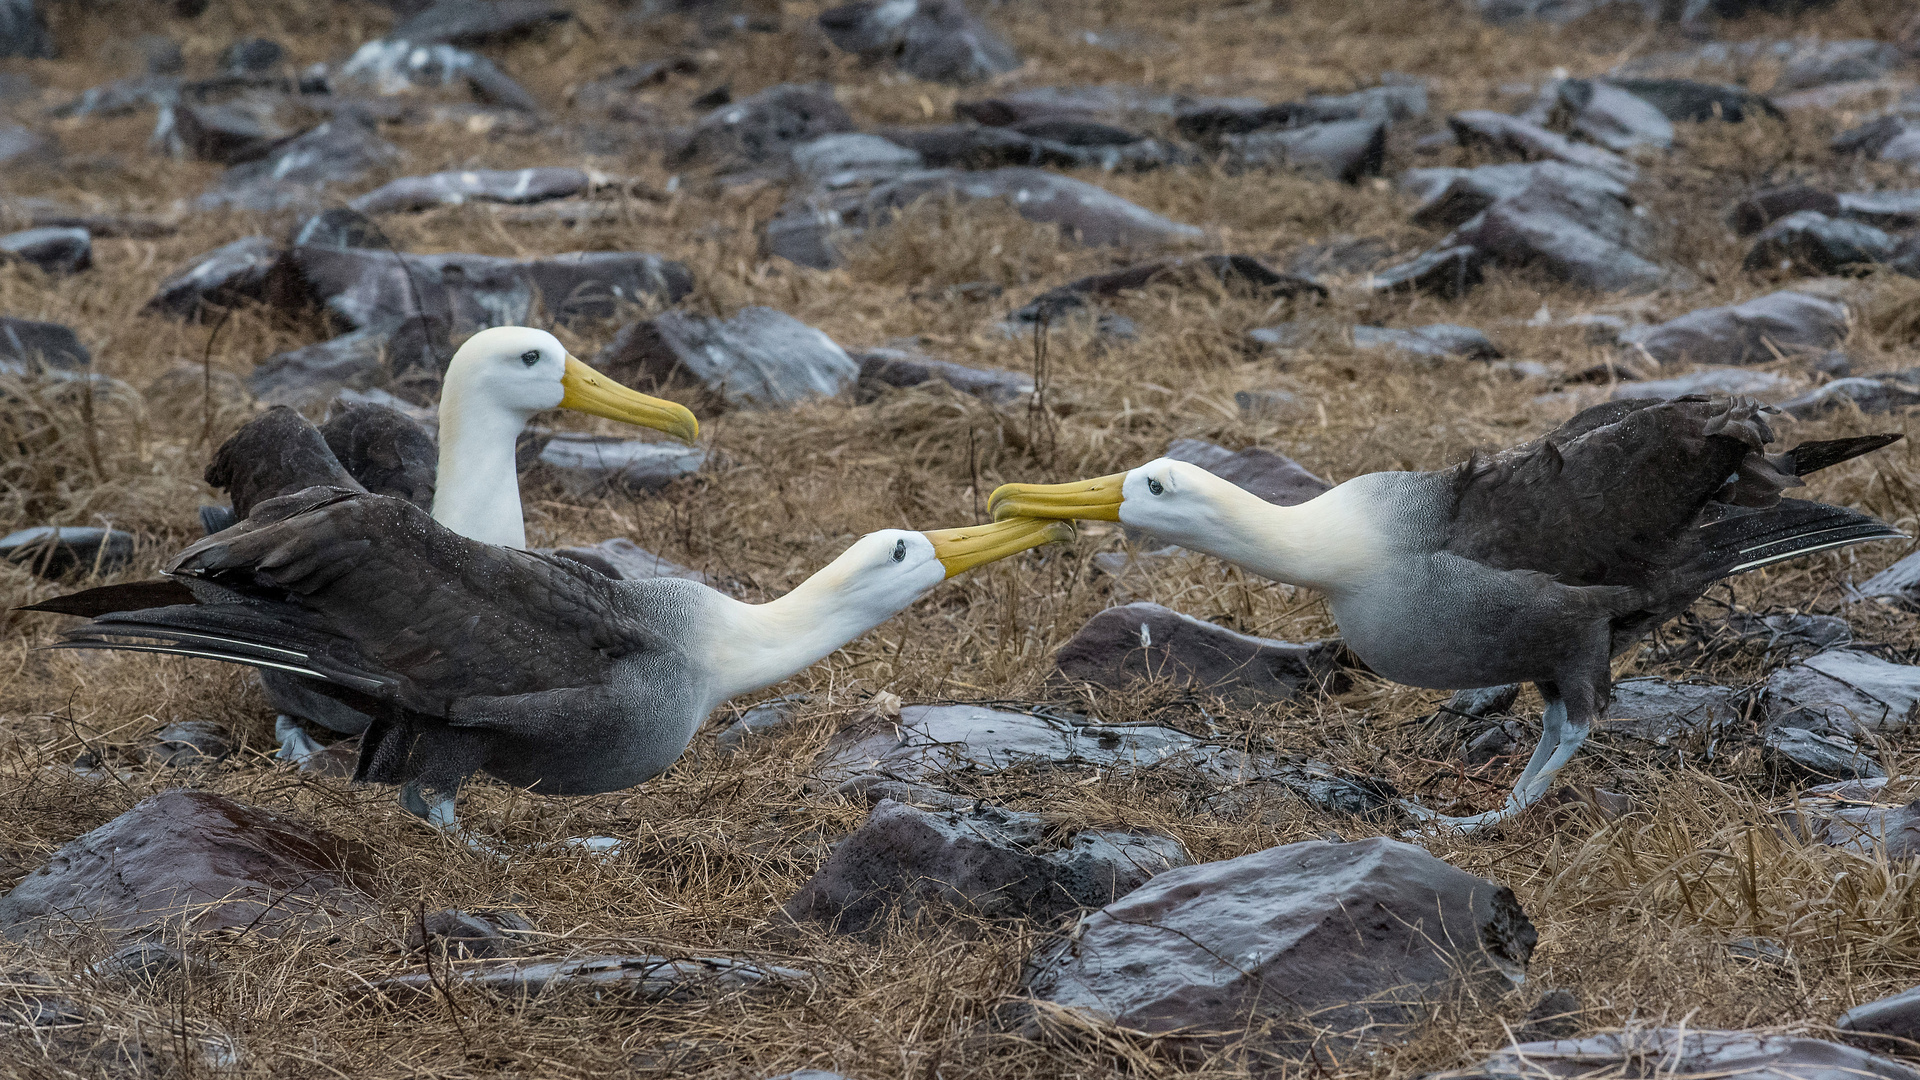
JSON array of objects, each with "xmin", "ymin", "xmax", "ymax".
[
  {"xmin": 818, "ymin": 0, "xmax": 1017, "ymax": 85},
  {"xmin": 540, "ymin": 537, "xmax": 709, "ymax": 583},
  {"xmin": 0, "ymin": 123, "xmax": 56, "ymax": 169},
  {"xmin": 291, "ymin": 207, "xmax": 392, "ymax": 252},
  {"xmin": 594, "ymin": 306, "xmax": 857, "ymax": 411},
  {"xmin": 1448, "ymin": 110, "xmax": 1637, "ymax": 183},
  {"xmin": 789, "ymin": 133, "xmax": 921, "ymax": 184},
  {"xmin": 219, "ymin": 37, "xmax": 285, "ymax": 74},
  {"xmin": 1762, "ymin": 650, "xmax": 1920, "ymax": 736},
  {"xmin": 1520, "ymin": 988, "xmax": 1584, "ymax": 1041},
  {"xmin": 46, "ymin": 74, "xmax": 178, "ymax": 120},
  {"xmin": 855, "ymin": 347, "xmax": 1030, "ymax": 405},
  {"xmin": 1174, "ymin": 81, "xmax": 1427, "ymax": 141},
  {"xmin": 0, "ymin": 0, "xmax": 54, "ymax": 59},
  {"xmin": 1605, "ymin": 79, "xmax": 1783, "ymax": 124},
  {"xmin": 1522, "ymin": 78, "xmax": 1672, "ymax": 152},
  {"xmin": 1223, "ymin": 118, "xmax": 1386, "ymax": 183},
  {"xmin": 1165, "ymin": 437, "xmax": 1332, "ymax": 506},
  {"xmin": 146, "ymin": 720, "xmax": 232, "ymax": 767},
  {"xmin": 1599, "ymin": 678, "xmax": 1743, "ymax": 745},
  {"xmin": 1013, "ymin": 254, "xmax": 1323, "ymax": 324},
  {"xmin": 0, "ymin": 226, "xmax": 89, "ymax": 275},
  {"xmin": 765, "ymin": 167, "xmax": 1203, "ymax": 270},
  {"xmin": 1611, "ymin": 367, "xmax": 1796, "ymax": 402},
  {"xmin": 282, "ymin": 245, "xmax": 694, "ymax": 335},
  {"xmin": 1437, "ymin": 685, "xmax": 1522, "ymax": 726},
  {"xmin": 1469, "ymin": 0, "xmax": 1635, "ymax": 23},
  {"xmin": 1368, "ymin": 245, "xmax": 1483, "ymax": 298},
  {"xmin": 716, "ymin": 695, "xmax": 807, "ymax": 754},
  {"xmin": 250, "ymin": 331, "xmax": 386, "ymax": 408},
  {"xmin": 196, "ymin": 120, "xmax": 402, "ymax": 213},
  {"xmin": 390, "ymin": 0, "xmax": 570, "ymax": 45},
  {"xmin": 672, "ymin": 83, "xmax": 853, "ymax": 172},
  {"xmin": 1744, "ymin": 211, "xmax": 1898, "ymax": 276},
  {"xmin": 405, "ymin": 908, "xmax": 533, "ymax": 959},
  {"xmin": 1052, "ymin": 601, "xmax": 1344, "ymax": 704},
  {"xmin": 1838, "ymin": 983, "xmax": 1920, "ymax": 1054},
  {"xmin": 533, "ymin": 434, "xmax": 705, "ymax": 495},
  {"xmin": 336, "ymin": 39, "xmax": 538, "ymax": 113},
  {"xmin": 0, "ymin": 790, "xmax": 377, "ymax": 941},
  {"xmin": 877, "ymin": 122, "xmax": 1189, "ymax": 173},
  {"xmin": 1351, "ymin": 323, "xmax": 1501, "ymax": 360},
  {"xmin": 1624, "ymin": 290, "xmax": 1848, "ymax": 366},
  {"xmin": 168, "ymin": 99, "xmax": 290, "ymax": 164},
  {"xmin": 348, "ymin": 167, "xmax": 600, "ymax": 214},
  {"xmin": 0, "ymin": 316, "xmax": 88, "ymax": 371},
  {"xmin": 1234, "ymin": 388, "xmax": 1301, "ymax": 420},
  {"xmin": 1764, "ymin": 726, "xmax": 1887, "ymax": 783},
  {"xmin": 1443, "ymin": 161, "xmax": 1665, "ymax": 294},
  {"xmin": 0, "ymin": 527, "xmax": 133, "ymax": 579},
  {"xmin": 1402, "ymin": 162, "xmax": 1569, "ymax": 229},
  {"xmin": 1837, "ymin": 190, "xmax": 1920, "ymax": 231},
  {"xmin": 1023, "ymin": 837, "xmax": 1535, "ymax": 1060},
  {"xmin": 1775, "ymin": 40, "xmax": 1903, "ymax": 93},
  {"xmin": 1779, "ymin": 374, "xmax": 1920, "ymax": 420},
  {"xmin": 1783, "ymin": 796, "xmax": 1920, "ymax": 862},
  {"xmin": 1438, "ymin": 1031, "xmax": 1919, "ymax": 1080},
  {"xmin": 1729, "ymin": 187, "xmax": 1842, "ymax": 236},
  {"xmin": 86, "ymin": 942, "xmax": 201, "ymax": 987},
  {"xmin": 143, "ymin": 237, "xmax": 281, "ymax": 322},
  {"xmin": 368, "ymin": 952, "xmax": 813, "ymax": 999},
  {"xmin": 781, "ymin": 799, "xmax": 1188, "ymax": 939},
  {"xmin": 1857, "ymin": 549, "xmax": 1920, "ymax": 608}
]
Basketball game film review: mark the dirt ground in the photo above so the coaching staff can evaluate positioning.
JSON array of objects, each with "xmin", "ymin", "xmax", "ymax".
[{"xmin": 4, "ymin": 0, "xmax": 1920, "ymax": 1076}]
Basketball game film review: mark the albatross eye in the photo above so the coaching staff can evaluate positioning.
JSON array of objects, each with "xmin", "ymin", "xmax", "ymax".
[
  {"xmin": 1147, "ymin": 478, "xmax": 1164, "ymax": 495},
  {"xmin": 892, "ymin": 539, "xmax": 907, "ymax": 563},
  {"xmin": 520, "ymin": 350, "xmax": 541, "ymax": 367}
]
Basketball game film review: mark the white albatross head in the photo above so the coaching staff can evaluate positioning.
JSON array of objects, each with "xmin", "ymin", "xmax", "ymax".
[
  {"xmin": 438, "ymin": 326, "xmax": 699, "ymax": 441},
  {"xmin": 986, "ymin": 457, "xmax": 1239, "ymax": 544}
]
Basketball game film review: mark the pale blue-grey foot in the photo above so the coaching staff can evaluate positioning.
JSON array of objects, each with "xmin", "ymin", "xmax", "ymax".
[{"xmin": 274, "ymin": 715, "xmax": 327, "ymax": 764}]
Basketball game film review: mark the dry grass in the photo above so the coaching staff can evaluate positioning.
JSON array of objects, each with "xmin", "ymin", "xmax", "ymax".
[{"xmin": 4, "ymin": 0, "xmax": 1920, "ymax": 1075}]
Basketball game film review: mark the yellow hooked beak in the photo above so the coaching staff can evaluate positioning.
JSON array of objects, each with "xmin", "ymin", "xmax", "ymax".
[
  {"xmin": 924, "ymin": 517, "xmax": 1075, "ymax": 579},
  {"xmin": 559, "ymin": 355, "xmax": 699, "ymax": 444},
  {"xmin": 987, "ymin": 473, "xmax": 1127, "ymax": 523}
]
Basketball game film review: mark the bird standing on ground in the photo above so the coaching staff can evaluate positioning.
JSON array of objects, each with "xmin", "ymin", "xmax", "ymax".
[
  {"xmin": 27, "ymin": 489, "xmax": 1071, "ymax": 843},
  {"xmin": 987, "ymin": 396, "xmax": 1904, "ymax": 830}
]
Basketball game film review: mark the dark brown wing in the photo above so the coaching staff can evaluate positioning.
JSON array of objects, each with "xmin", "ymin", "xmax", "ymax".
[
  {"xmin": 1441, "ymin": 397, "xmax": 1780, "ymax": 588},
  {"xmin": 205, "ymin": 407, "xmax": 364, "ymax": 519},
  {"xmin": 64, "ymin": 489, "xmax": 662, "ymax": 720},
  {"xmin": 319, "ymin": 402, "xmax": 436, "ymax": 511}
]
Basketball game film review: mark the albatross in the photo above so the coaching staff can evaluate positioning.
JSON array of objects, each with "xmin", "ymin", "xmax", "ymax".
[
  {"xmin": 200, "ymin": 326, "xmax": 700, "ymax": 761},
  {"xmin": 26, "ymin": 489, "xmax": 1070, "ymax": 840},
  {"xmin": 987, "ymin": 396, "xmax": 1904, "ymax": 830}
]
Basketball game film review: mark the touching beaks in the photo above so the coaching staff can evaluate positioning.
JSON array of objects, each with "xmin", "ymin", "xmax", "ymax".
[
  {"xmin": 924, "ymin": 518, "xmax": 1075, "ymax": 579},
  {"xmin": 986, "ymin": 473, "xmax": 1128, "ymax": 523},
  {"xmin": 558, "ymin": 355, "xmax": 700, "ymax": 444}
]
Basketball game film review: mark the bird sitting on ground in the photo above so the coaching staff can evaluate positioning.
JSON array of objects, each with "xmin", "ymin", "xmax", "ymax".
[
  {"xmin": 25, "ymin": 488, "xmax": 1071, "ymax": 847},
  {"xmin": 987, "ymin": 396, "xmax": 1904, "ymax": 830}
]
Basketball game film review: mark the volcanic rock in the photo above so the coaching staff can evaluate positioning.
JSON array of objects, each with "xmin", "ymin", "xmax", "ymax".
[
  {"xmin": 594, "ymin": 306, "xmax": 857, "ymax": 411},
  {"xmin": 1857, "ymin": 549, "xmax": 1920, "ymax": 608},
  {"xmin": 1022, "ymin": 837, "xmax": 1535, "ymax": 1061},
  {"xmin": 1174, "ymin": 81, "xmax": 1428, "ymax": 141},
  {"xmin": 715, "ymin": 694, "xmax": 807, "ymax": 754},
  {"xmin": 1624, "ymin": 290, "xmax": 1848, "ymax": 366},
  {"xmin": 531, "ymin": 433, "xmax": 705, "ymax": 495},
  {"xmin": 1779, "ymin": 374, "xmax": 1920, "ymax": 420},
  {"xmin": 169, "ymin": 99, "xmax": 289, "ymax": 164},
  {"xmin": 0, "ymin": 316, "xmax": 88, "ymax": 372},
  {"xmin": 1223, "ymin": 118, "xmax": 1387, "ymax": 183},
  {"xmin": 1446, "ymin": 163, "xmax": 1663, "ymax": 293},
  {"xmin": 143, "ymin": 236, "xmax": 280, "ymax": 321},
  {"xmin": 818, "ymin": 0, "xmax": 1018, "ymax": 85},
  {"xmin": 1605, "ymin": 79, "xmax": 1783, "ymax": 123},
  {"xmin": 1448, "ymin": 110, "xmax": 1637, "ymax": 183},
  {"xmin": 789, "ymin": 133, "xmax": 922, "ymax": 184},
  {"xmin": 249, "ymin": 331, "xmax": 386, "ymax": 408},
  {"xmin": 1598, "ymin": 678, "xmax": 1743, "ymax": 745},
  {"xmin": 145, "ymin": 720, "xmax": 232, "ymax": 768},
  {"xmin": 0, "ymin": 526, "xmax": 134, "ymax": 578},
  {"xmin": 218, "ymin": 37, "xmax": 284, "ymax": 74},
  {"xmin": 390, "ymin": 0, "xmax": 570, "ymax": 45},
  {"xmin": 1744, "ymin": 211, "xmax": 1898, "ymax": 276},
  {"xmin": 0, "ymin": 123, "xmax": 56, "ymax": 169},
  {"xmin": 1430, "ymin": 1030, "xmax": 1917, "ymax": 1080},
  {"xmin": 1164, "ymin": 437, "xmax": 1332, "ymax": 506},
  {"xmin": 765, "ymin": 167, "xmax": 1203, "ymax": 270},
  {"xmin": 282, "ymin": 245, "xmax": 693, "ymax": 335},
  {"xmin": 349, "ymin": 167, "xmax": 602, "ymax": 214},
  {"xmin": 0, "ymin": 226, "xmax": 90, "ymax": 275},
  {"xmin": 1838, "ymin": 983, "xmax": 1920, "ymax": 1053},
  {"xmin": 1369, "ymin": 245, "xmax": 1483, "ymax": 297},
  {"xmin": 1013, "ymin": 254, "xmax": 1323, "ymax": 323},
  {"xmin": 541, "ymin": 537, "xmax": 710, "ymax": 583},
  {"xmin": 1762, "ymin": 650, "xmax": 1920, "ymax": 736},
  {"xmin": 1351, "ymin": 323, "xmax": 1501, "ymax": 359},
  {"xmin": 1612, "ymin": 367, "xmax": 1796, "ymax": 401},
  {"xmin": 855, "ymin": 347, "xmax": 1031, "ymax": 405},
  {"xmin": 1783, "ymin": 795, "xmax": 1920, "ymax": 861},
  {"xmin": 1837, "ymin": 190, "xmax": 1920, "ymax": 231},
  {"xmin": 1052, "ymin": 602, "xmax": 1344, "ymax": 704},
  {"xmin": 195, "ymin": 119, "xmax": 402, "ymax": 213},
  {"xmin": 368, "ymin": 953, "xmax": 812, "ymax": 999},
  {"xmin": 1, "ymin": 0, "xmax": 54, "ymax": 58},
  {"xmin": 672, "ymin": 83, "xmax": 854, "ymax": 172},
  {"xmin": 1402, "ymin": 162, "xmax": 1562, "ymax": 229},
  {"xmin": 0, "ymin": 790, "xmax": 377, "ymax": 940},
  {"xmin": 337, "ymin": 39, "xmax": 538, "ymax": 112},
  {"xmin": 1775, "ymin": 40, "xmax": 1902, "ymax": 92},
  {"xmin": 1521, "ymin": 78, "xmax": 1673, "ymax": 151},
  {"xmin": 878, "ymin": 122, "xmax": 1188, "ymax": 173},
  {"xmin": 1765, "ymin": 726, "xmax": 1886, "ymax": 783},
  {"xmin": 781, "ymin": 799, "xmax": 1189, "ymax": 939},
  {"xmin": 405, "ymin": 908, "xmax": 532, "ymax": 959},
  {"xmin": 1730, "ymin": 187, "xmax": 1843, "ymax": 235}
]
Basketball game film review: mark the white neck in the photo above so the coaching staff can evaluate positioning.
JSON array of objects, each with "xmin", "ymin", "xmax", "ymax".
[
  {"xmin": 1136, "ymin": 478, "xmax": 1383, "ymax": 594},
  {"xmin": 429, "ymin": 383, "xmax": 534, "ymax": 549},
  {"xmin": 696, "ymin": 555, "xmax": 940, "ymax": 705}
]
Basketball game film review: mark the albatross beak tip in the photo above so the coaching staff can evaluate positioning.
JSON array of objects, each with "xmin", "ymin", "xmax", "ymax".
[{"xmin": 559, "ymin": 355, "xmax": 700, "ymax": 443}]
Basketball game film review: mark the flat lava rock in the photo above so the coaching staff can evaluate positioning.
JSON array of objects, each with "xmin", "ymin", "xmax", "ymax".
[
  {"xmin": 1222, "ymin": 118, "xmax": 1387, "ymax": 183},
  {"xmin": 406, "ymin": 908, "xmax": 533, "ymax": 959},
  {"xmin": 765, "ymin": 167, "xmax": 1203, "ymax": 270},
  {"xmin": 1520, "ymin": 78, "xmax": 1673, "ymax": 151},
  {"xmin": 249, "ymin": 330, "xmax": 387, "ymax": 408},
  {"xmin": 1351, "ymin": 323, "xmax": 1501, "ymax": 360},
  {"xmin": 854, "ymin": 347, "xmax": 1031, "ymax": 405},
  {"xmin": 1597, "ymin": 678, "xmax": 1743, "ymax": 746},
  {"xmin": 1013, "ymin": 254, "xmax": 1323, "ymax": 324},
  {"xmin": 1431, "ymin": 1030, "xmax": 1917, "ymax": 1080},
  {"xmin": 0, "ymin": 526, "xmax": 134, "ymax": 578},
  {"xmin": 1856, "ymin": 549, "xmax": 1920, "ymax": 608},
  {"xmin": 1174, "ymin": 81, "xmax": 1427, "ymax": 141},
  {"xmin": 348, "ymin": 167, "xmax": 604, "ymax": 214},
  {"xmin": 531, "ymin": 433, "xmax": 706, "ymax": 495},
  {"xmin": 143, "ymin": 236, "xmax": 280, "ymax": 321},
  {"xmin": 195, "ymin": 119, "xmax": 402, "ymax": 213},
  {"xmin": 1781, "ymin": 795, "xmax": 1920, "ymax": 861},
  {"xmin": 0, "ymin": 316, "xmax": 90, "ymax": 371},
  {"xmin": 817, "ymin": 0, "xmax": 1018, "ymax": 85},
  {"xmin": 168, "ymin": 99, "xmax": 292, "ymax": 165},
  {"xmin": 1623, "ymin": 290, "xmax": 1848, "ymax": 366},
  {"xmin": 1603, "ymin": 79, "xmax": 1783, "ymax": 124},
  {"xmin": 594, "ymin": 306, "xmax": 857, "ymax": 411},
  {"xmin": 0, "ymin": 123, "xmax": 57, "ymax": 169},
  {"xmin": 1761, "ymin": 650, "xmax": 1920, "ymax": 737},
  {"xmin": 366, "ymin": 953, "xmax": 812, "ymax": 999},
  {"xmin": 0, "ymin": 226, "xmax": 90, "ymax": 275},
  {"xmin": 1764, "ymin": 726, "xmax": 1887, "ymax": 783},
  {"xmin": 1611, "ymin": 367, "xmax": 1797, "ymax": 402},
  {"xmin": 0, "ymin": 790, "xmax": 377, "ymax": 941},
  {"xmin": 1744, "ymin": 211, "xmax": 1904, "ymax": 277},
  {"xmin": 715, "ymin": 694, "xmax": 808, "ymax": 754},
  {"xmin": 1052, "ymin": 601, "xmax": 1345, "ymax": 704},
  {"xmin": 1833, "ymin": 116, "xmax": 1920, "ymax": 170},
  {"xmin": 1448, "ymin": 110, "xmax": 1636, "ymax": 183},
  {"xmin": 540, "ymin": 537, "xmax": 709, "ymax": 583},
  {"xmin": 1021, "ymin": 837, "xmax": 1535, "ymax": 1062},
  {"xmin": 671, "ymin": 83, "xmax": 854, "ymax": 172},
  {"xmin": 336, "ymin": 39, "xmax": 538, "ymax": 113},
  {"xmin": 875, "ymin": 122, "xmax": 1189, "ymax": 173},
  {"xmin": 780, "ymin": 799, "xmax": 1188, "ymax": 940},
  {"xmin": 1838, "ymin": 983, "xmax": 1920, "ymax": 1054},
  {"xmin": 789, "ymin": 133, "xmax": 923, "ymax": 185},
  {"xmin": 389, "ymin": 0, "xmax": 570, "ymax": 45}
]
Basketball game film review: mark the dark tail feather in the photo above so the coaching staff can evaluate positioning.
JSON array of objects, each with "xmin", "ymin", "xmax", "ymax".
[
  {"xmin": 1700, "ymin": 498, "xmax": 1906, "ymax": 577},
  {"xmin": 1784, "ymin": 433, "xmax": 1903, "ymax": 477},
  {"xmin": 18, "ymin": 580, "xmax": 197, "ymax": 618},
  {"xmin": 45, "ymin": 605, "xmax": 389, "ymax": 694}
]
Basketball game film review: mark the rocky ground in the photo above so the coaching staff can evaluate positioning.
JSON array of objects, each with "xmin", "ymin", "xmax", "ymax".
[{"xmin": 5, "ymin": 0, "xmax": 1920, "ymax": 1076}]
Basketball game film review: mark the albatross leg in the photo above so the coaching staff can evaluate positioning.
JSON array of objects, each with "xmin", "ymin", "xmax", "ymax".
[
  {"xmin": 397, "ymin": 781, "xmax": 506, "ymax": 858},
  {"xmin": 273, "ymin": 715, "xmax": 327, "ymax": 765},
  {"xmin": 1402, "ymin": 682, "xmax": 1599, "ymax": 834}
]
